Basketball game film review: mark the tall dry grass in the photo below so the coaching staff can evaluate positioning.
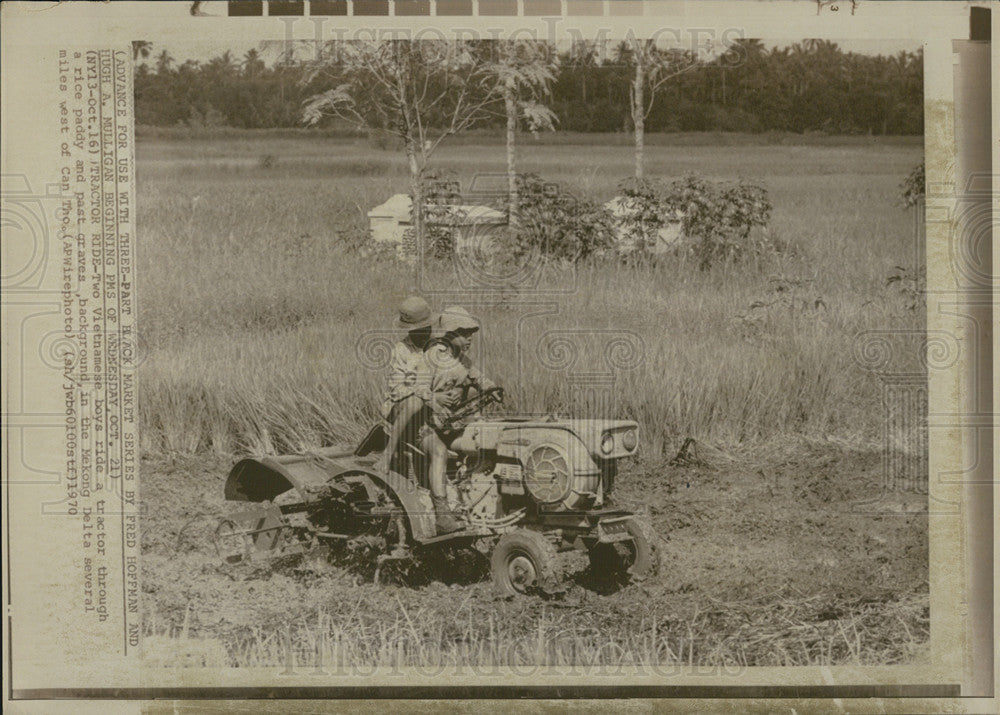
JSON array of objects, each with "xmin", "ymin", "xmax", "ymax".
[
  {"xmin": 143, "ymin": 590, "xmax": 928, "ymax": 669},
  {"xmin": 136, "ymin": 135, "xmax": 924, "ymax": 458}
]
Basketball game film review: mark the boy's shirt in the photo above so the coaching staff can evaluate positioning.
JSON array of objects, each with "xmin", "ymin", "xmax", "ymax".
[
  {"xmin": 425, "ymin": 341, "xmax": 495, "ymax": 416},
  {"xmin": 383, "ymin": 336, "xmax": 431, "ymax": 417}
]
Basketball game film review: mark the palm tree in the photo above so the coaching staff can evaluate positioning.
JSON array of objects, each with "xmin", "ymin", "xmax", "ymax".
[
  {"xmin": 569, "ymin": 40, "xmax": 599, "ymax": 105},
  {"xmin": 155, "ymin": 49, "xmax": 174, "ymax": 75},
  {"xmin": 477, "ymin": 41, "xmax": 559, "ymax": 227},
  {"xmin": 725, "ymin": 38, "xmax": 765, "ymax": 114},
  {"xmin": 733, "ymin": 38, "xmax": 766, "ymax": 62},
  {"xmin": 242, "ymin": 48, "xmax": 266, "ymax": 77}
]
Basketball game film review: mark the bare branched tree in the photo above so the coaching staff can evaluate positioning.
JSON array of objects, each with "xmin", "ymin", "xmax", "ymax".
[
  {"xmin": 303, "ymin": 40, "xmax": 500, "ymax": 250},
  {"xmin": 619, "ymin": 38, "xmax": 703, "ymax": 179}
]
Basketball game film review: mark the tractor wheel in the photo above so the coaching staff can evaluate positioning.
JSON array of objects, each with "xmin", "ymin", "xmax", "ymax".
[
  {"xmin": 587, "ymin": 517, "xmax": 662, "ymax": 582},
  {"xmin": 490, "ymin": 529, "xmax": 561, "ymax": 597}
]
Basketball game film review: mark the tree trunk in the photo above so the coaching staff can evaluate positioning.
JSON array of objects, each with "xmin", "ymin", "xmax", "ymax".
[
  {"xmin": 633, "ymin": 56, "xmax": 645, "ymax": 180},
  {"xmin": 504, "ymin": 79, "xmax": 518, "ymax": 234},
  {"xmin": 405, "ymin": 142, "xmax": 423, "ymax": 258}
]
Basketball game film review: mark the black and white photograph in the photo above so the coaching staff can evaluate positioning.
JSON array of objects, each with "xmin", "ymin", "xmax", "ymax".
[
  {"xmin": 136, "ymin": 31, "xmax": 930, "ymax": 670},
  {"xmin": 0, "ymin": 0, "xmax": 993, "ymax": 708}
]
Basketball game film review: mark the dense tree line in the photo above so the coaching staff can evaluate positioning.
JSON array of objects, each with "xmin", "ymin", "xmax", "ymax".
[{"xmin": 133, "ymin": 40, "xmax": 922, "ymax": 135}]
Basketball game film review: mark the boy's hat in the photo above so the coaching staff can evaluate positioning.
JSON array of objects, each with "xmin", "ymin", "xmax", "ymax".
[
  {"xmin": 434, "ymin": 306, "xmax": 480, "ymax": 337},
  {"xmin": 397, "ymin": 296, "xmax": 433, "ymax": 330}
]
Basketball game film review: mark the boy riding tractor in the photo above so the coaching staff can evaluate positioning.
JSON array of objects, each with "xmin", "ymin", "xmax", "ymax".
[
  {"xmin": 215, "ymin": 301, "xmax": 662, "ymax": 595},
  {"xmin": 383, "ymin": 300, "xmax": 497, "ymax": 535}
]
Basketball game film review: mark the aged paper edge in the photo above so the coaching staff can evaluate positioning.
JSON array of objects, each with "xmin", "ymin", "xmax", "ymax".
[{"xmin": 0, "ymin": 0, "xmax": 993, "ymax": 709}]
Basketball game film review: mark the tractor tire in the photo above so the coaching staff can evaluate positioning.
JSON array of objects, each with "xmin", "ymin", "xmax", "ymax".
[
  {"xmin": 587, "ymin": 517, "xmax": 662, "ymax": 582},
  {"xmin": 490, "ymin": 529, "xmax": 561, "ymax": 597}
]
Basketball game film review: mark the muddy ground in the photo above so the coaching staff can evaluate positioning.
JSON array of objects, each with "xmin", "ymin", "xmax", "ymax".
[{"xmin": 142, "ymin": 438, "xmax": 928, "ymax": 668}]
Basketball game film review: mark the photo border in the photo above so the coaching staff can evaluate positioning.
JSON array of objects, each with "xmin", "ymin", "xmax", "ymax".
[{"xmin": 1, "ymin": 0, "xmax": 994, "ymax": 709}]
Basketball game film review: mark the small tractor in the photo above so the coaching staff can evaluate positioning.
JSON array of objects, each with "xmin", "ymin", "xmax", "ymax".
[{"xmin": 215, "ymin": 388, "xmax": 661, "ymax": 595}]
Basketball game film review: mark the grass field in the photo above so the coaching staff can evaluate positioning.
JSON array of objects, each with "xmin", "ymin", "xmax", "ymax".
[{"xmin": 137, "ymin": 131, "xmax": 927, "ymax": 668}]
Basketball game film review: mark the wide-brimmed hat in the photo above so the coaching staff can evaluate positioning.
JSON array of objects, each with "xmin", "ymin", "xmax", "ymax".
[
  {"xmin": 396, "ymin": 296, "xmax": 433, "ymax": 330},
  {"xmin": 434, "ymin": 306, "xmax": 480, "ymax": 337}
]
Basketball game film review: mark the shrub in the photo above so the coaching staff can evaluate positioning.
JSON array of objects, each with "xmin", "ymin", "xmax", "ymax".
[
  {"xmin": 616, "ymin": 175, "xmax": 773, "ymax": 269},
  {"xmin": 899, "ymin": 162, "xmax": 924, "ymax": 209},
  {"xmin": 885, "ymin": 264, "xmax": 925, "ymax": 312},
  {"xmin": 509, "ymin": 173, "xmax": 614, "ymax": 262},
  {"xmin": 671, "ymin": 176, "xmax": 772, "ymax": 269},
  {"xmin": 615, "ymin": 177, "xmax": 681, "ymax": 254},
  {"xmin": 335, "ymin": 225, "xmax": 376, "ymax": 254},
  {"xmin": 402, "ymin": 172, "xmax": 612, "ymax": 266},
  {"xmin": 419, "ymin": 169, "xmax": 463, "ymax": 258}
]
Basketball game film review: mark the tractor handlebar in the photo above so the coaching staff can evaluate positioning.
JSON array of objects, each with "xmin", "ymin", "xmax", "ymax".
[{"xmin": 436, "ymin": 386, "xmax": 504, "ymax": 432}]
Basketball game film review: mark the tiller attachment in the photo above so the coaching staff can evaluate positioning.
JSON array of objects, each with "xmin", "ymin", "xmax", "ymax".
[{"xmin": 213, "ymin": 503, "xmax": 303, "ymax": 565}]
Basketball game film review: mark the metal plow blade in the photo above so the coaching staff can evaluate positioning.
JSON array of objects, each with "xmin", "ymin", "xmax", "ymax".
[{"xmin": 213, "ymin": 503, "xmax": 304, "ymax": 565}]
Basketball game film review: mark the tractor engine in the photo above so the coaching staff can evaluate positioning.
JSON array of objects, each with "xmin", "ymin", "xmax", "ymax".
[
  {"xmin": 450, "ymin": 419, "xmax": 639, "ymax": 514},
  {"xmin": 496, "ymin": 427, "xmax": 601, "ymax": 511}
]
